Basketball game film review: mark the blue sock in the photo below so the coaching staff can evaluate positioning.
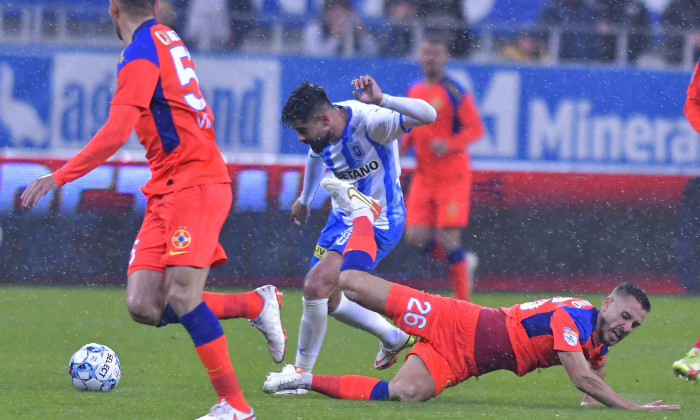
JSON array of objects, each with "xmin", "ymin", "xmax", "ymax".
[
  {"xmin": 178, "ymin": 302, "xmax": 224, "ymax": 346},
  {"xmin": 446, "ymin": 246, "xmax": 465, "ymax": 265},
  {"xmin": 423, "ymin": 238, "xmax": 436, "ymax": 255},
  {"xmin": 369, "ymin": 380, "xmax": 390, "ymax": 400},
  {"xmin": 157, "ymin": 303, "xmax": 179, "ymax": 327},
  {"xmin": 341, "ymin": 250, "xmax": 374, "ymax": 273}
]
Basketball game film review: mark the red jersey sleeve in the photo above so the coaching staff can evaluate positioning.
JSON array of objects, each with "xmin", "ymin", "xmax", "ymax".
[
  {"xmin": 52, "ymin": 105, "xmax": 140, "ymax": 186},
  {"xmin": 685, "ymin": 62, "xmax": 700, "ymax": 134},
  {"xmin": 550, "ymin": 308, "xmax": 583, "ymax": 353},
  {"xmin": 445, "ymin": 92, "xmax": 484, "ymax": 153},
  {"xmin": 112, "ymin": 59, "xmax": 159, "ymax": 109}
]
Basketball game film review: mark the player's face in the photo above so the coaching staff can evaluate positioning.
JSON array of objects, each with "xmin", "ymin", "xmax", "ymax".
[
  {"xmin": 291, "ymin": 118, "xmax": 331, "ymax": 154},
  {"xmin": 596, "ymin": 293, "xmax": 647, "ymax": 347},
  {"xmin": 418, "ymin": 41, "xmax": 448, "ymax": 80}
]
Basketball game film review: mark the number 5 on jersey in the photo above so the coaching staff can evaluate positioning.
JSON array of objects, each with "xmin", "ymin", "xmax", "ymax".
[{"xmin": 169, "ymin": 45, "xmax": 207, "ymax": 111}]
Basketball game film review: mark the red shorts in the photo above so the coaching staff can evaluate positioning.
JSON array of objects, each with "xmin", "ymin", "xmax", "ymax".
[
  {"xmin": 127, "ymin": 183, "xmax": 232, "ymax": 275},
  {"xmin": 405, "ymin": 174, "xmax": 472, "ymax": 228},
  {"xmin": 384, "ymin": 283, "xmax": 482, "ymax": 396}
]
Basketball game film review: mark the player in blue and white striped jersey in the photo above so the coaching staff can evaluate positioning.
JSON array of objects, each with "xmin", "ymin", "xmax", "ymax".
[{"xmin": 280, "ymin": 75, "xmax": 436, "ymax": 387}]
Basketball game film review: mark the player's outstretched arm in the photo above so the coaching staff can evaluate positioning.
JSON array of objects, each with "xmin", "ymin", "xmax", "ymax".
[
  {"xmin": 559, "ymin": 351, "xmax": 680, "ymax": 410},
  {"xmin": 21, "ymin": 104, "xmax": 139, "ymax": 210},
  {"xmin": 351, "ymin": 75, "xmax": 436, "ymax": 127}
]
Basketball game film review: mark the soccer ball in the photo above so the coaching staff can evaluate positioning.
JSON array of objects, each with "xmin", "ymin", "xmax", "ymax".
[{"xmin": 68, "ymin": 343, "xmax": 121, "ymax": 392}]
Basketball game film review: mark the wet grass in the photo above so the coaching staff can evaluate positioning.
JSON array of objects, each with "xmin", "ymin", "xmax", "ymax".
[{"xmin": 0, "ymin": 286, "xmax": 698, "ymax": 419}]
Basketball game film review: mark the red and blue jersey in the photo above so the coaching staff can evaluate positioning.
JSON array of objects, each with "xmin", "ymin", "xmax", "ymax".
[
  {"xmin": 111, "ymin": 19, "xmax": 229, "ymax": 195},
  {"xmin": 501, "ymin": 296, "xmax": 608, "ymax": 376},
  {"xmin": 685, "ymin": 60, "xmax": 700, "ymax": 134}
]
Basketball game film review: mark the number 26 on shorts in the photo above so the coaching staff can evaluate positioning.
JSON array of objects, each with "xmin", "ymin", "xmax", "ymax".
[{"xmin": 403, "ymin": 297, "xmax": 432, "ymax": 329}]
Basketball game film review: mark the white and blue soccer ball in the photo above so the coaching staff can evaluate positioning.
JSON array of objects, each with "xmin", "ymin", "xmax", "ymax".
[{"xmin": 68, "ymin": 343, "xmax": 121, "ymax": 392}]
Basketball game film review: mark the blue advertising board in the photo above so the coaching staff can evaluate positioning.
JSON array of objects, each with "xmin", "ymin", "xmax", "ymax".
[{"xmin": 0, "ymin": 48, "xmax": 696, "ymax": 174}]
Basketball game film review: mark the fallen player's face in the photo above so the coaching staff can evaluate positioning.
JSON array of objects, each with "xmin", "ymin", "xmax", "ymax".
[{"xmin": 597, "ymin": 293, "xmax": 647, "ymax": 347}]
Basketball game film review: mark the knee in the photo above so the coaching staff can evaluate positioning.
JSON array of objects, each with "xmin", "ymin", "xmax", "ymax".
[
  {"xmin": 125, "ymin": 294, "xmax": 161, "ymax": 326},
  {"xmin": 303, "ymin": 271, "xmax": 337, "ymax": 300},
  {"xmin": 338, "ymin": 270, "xmax": 359, "ymax": 298},
  {"xmin": 404, "ymin": 229, "xmax": 428, "ymax": 250},
  {"xmin": 389, "ymin": 379, "xmax": 431, "ymax": 402}
]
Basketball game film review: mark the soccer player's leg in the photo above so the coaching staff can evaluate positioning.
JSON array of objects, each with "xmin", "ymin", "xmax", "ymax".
[
  {"xmin": 436, "ymin": 180, "xmax": 474, "ymax": 301},
  {"xmin": 125, "ymin": 195, "xmax": 171, "ymax": 325},
  {"xmin": 201, "ymin": 285, "xmax": 287, "ymax": 364},
  {"xmin": 322, "ymin": 178, "xmax": 413, "ymax": 368},
  {"xmin": 403, "ymin": 175, "xmax": 443, "ymax": 259},
  {"xmin": 163, "ymin": 184, "xmax": 254, "ymax": 415}
]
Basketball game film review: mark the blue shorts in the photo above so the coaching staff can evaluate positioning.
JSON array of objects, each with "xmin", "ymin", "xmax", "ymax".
[{"xmin": 310, "ymin": 211, "xmax": 405, "ymax": 270}]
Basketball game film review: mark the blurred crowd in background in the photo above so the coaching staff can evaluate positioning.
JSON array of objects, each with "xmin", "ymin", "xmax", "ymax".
[{"xmin": 2, "ymin": 0, "xmax": 700, "ymax": 67}]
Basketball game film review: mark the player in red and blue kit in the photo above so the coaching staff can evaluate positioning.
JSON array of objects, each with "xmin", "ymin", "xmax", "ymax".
[
  {"xmin": 263, "ymin": 179, "xmax": 680, "ymax": 411},
  {"xmin": 20, "ymin": 1, "xmax": 285, "ymax": 419},
  {"xmin": 670, "ymin": 58, "xmax": 700, "ymax": 383}
]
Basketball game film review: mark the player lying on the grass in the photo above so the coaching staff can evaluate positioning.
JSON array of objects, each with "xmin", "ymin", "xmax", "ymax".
[{"xmin": 263, "ymin": 177, "xmax": 680, "ymax": 411}]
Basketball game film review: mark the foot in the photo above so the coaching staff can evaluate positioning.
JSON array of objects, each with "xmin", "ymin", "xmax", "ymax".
[
  {"xmin": 250, "ymin": 285, "xmax": 287, "ymax": 363},
  {"xmin": 321, "ymin": 177, "xmax": 381, "ymax": 221},
  {"xmin": 263, "ymin": 364, "xmax": 311, "ymax": 394},
  {"xmin": 196, "ymin": 399, "xmax": 255, "ymax": 420},
  {"xmin": 673, "ymin": 349, "xmax": 700, "ymax": 381},
  {"xmin": 466, "ymin": 251, "xmax": 479, "ymax": 299},
  {"xmin": 374, "ymin": 334, "xmax": 418, "ymax": 370}
]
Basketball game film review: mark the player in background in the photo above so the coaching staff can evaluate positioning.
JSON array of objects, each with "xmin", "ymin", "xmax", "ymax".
[
  {"xmin": 20, "ymin": 1, "xmax": 285, "ymax": 419},
  {"xmin": 672, "ymin": 58, "xmax": 700, "ymax": 383},
  {"xmin": 264, "ymin": 179, "xmax": 680, "ymax": 411},
  {"xmin": 400, "ymin": 37, "xmax": 484, "ymax": 301},
  {"xmin": 279, "ymin": 76, "xmax": 436, "ymax": 389}
]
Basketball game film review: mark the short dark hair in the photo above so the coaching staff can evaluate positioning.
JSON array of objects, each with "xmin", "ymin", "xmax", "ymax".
[
  {"xmin": 613, "ymin": 282, "xmax": 651, "ymax": 312},
  {"xmin": 116, "ymin": 0, "xmax": 156, "ymax": 17},
  {"xmin": 281, "ymin": 81, "xmax": 333, "ymax": 128}
]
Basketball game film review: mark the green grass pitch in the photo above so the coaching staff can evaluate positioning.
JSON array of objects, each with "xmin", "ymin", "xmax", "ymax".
[{"xmin": 1, "ymin": 285, "xmax": 697, "ymax": 419}]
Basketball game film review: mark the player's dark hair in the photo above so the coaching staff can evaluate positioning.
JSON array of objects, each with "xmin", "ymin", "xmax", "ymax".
[
  {"xmin": 116, "ymin": 0, "xmax": 156, "ymax": 17},
  {"xmin": 281, "ymin": 81, "xmax": 334, "ymax": 128},
  {"xmin": 613, "ymin": 282, "xmax": 651, "ymax": 312}
]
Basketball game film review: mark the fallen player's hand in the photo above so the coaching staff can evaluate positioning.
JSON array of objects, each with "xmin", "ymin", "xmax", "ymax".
[
  {"xmin": 20, "ymin": 174, "xmax": 59, "ymax": 208},
  {"xmin": 639, "ymin": 400, "xmax": 680, "ymax": 410}
]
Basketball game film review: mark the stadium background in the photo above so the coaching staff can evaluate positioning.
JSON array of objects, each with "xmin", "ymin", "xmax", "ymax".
[{"xmin": 1, "ymin": 0, "xmax": 699, "ymax": 295}]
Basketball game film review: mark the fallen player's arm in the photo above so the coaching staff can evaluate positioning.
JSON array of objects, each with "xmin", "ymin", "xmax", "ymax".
[
  {"xmin": 559, "ymin": 351, "xmax": 679, "ymax": 410},
  {"xmin": 580, "ymin": 360, "xmax": 605, "ymax": 405}
]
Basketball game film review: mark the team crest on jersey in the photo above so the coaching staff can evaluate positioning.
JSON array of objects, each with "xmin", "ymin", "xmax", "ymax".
[
  {"xmin": 348, "ymin": 142, "xmax": 364, "ymax": 158},
  {"xmin": 562, "ymin": 326, "xmax": 579, "ymax": 346},
  {"xmin": 172, "ymin": 228, "xmax": 192, "ymax": 250}
]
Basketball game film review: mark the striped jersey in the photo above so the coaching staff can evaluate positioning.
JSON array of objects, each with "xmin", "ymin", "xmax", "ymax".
[
  {"xmin": 310, "ymin": 100, "xmax": 410, "ymax": 229},
  {"xmin": 501, "ymin": 296, "xmax": 608, "ymax": 376}
]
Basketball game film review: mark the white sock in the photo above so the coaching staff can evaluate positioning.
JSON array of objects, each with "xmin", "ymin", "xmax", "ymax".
[
  {"xmin": 295, "ymin": 297, "xmax": 329, "ymax": 373},
  {"xmin": 329, "ymin": 292, "xmax": 408, "ymax": 350}
]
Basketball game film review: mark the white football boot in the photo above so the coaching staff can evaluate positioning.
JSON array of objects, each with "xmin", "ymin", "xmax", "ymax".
[
  {"xmin": 196, "ymin": 399, "xmax": 255, "ymax": 420},
  {"xmin": 263, "ymin": 364, "xmax": 311, "ymax": 394},
  {"xmin": 250, "ymin": 285, "xmax": 287, "ymax": 363},
  {"xmin": 321, "ymin": 177, "xmax": 381, "ymax": 222}
]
